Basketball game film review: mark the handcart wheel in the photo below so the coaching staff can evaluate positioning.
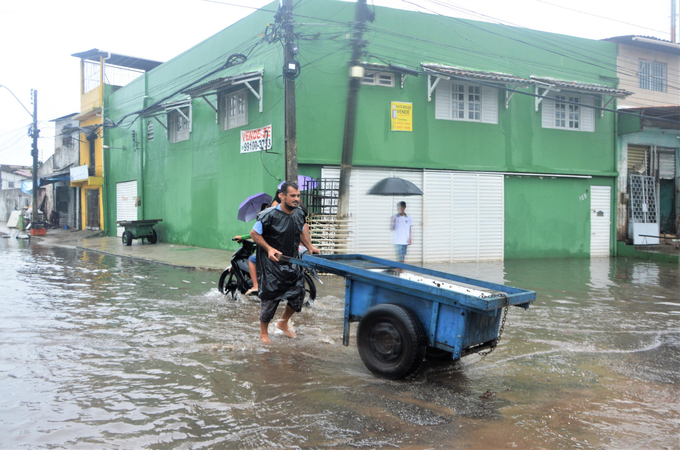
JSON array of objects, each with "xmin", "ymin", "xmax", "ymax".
[
  {"xmin": 357, "ymin": 303, "xmax": 426, "ymax": 379},
  {"xmin": 148, "ymin": 230, "xmax": 158, "ymax": 244},
  {"xmin": 122, "ymin": 231, "xmax": 133, "ymax": 246}
]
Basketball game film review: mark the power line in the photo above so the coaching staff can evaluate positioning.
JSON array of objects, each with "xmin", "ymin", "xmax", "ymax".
[{"xmin": 535, "ymin": 0, "xmax": 671, "ymax": 36}]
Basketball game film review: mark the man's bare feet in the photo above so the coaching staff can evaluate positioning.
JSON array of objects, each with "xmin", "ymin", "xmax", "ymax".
[
  {"xmin": 260, "ymin": 334, "xmax": 271, "ymax": 344},
  {"xmin": 276, "ymin": 320, "xmax": 297, "ymax": 338}
]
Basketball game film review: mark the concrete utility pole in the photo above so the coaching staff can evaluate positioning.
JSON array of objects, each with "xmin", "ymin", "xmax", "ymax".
[
  {"xmin": 30, "ymin": 89, "xmax": 39, "ymax": 223},
  {"xmin": 283, "ymin": 0, "xmax": 298, "ymax": 182},
  {"xmin": 337, "ymin": 0, "xmax": 369, "ymax": 218},
  {"xmin": 672, "ymin": 0, "xmax": 677, "ymax": 43}
]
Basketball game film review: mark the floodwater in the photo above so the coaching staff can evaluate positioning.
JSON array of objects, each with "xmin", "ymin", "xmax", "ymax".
[{"xmin": 1, "ymin": 239, "xmax": 678, "ymax": 449}]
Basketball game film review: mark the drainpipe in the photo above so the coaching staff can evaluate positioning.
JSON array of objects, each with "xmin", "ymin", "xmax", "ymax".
[
  {"xmin": 101, "ymin": 52, "xmax": 110, "ymax": 233},
  {"xmin": 613, "ymin": 98, "xmax": 619, "ymax": 256}
]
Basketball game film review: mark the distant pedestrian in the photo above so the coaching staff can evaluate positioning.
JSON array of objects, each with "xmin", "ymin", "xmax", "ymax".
[{"xmin": 391, "ymin": 201, "xmax": 412, "ymax": 262}]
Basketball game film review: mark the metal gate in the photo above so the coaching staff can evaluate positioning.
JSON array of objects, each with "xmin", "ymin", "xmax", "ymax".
[
  {"xmin": 86, "ymin": 189, "xmax": 100, "ymax": 230},
  {"xmin": 628, "ymin": 174, "xmax": 659, "ymax": 244}
]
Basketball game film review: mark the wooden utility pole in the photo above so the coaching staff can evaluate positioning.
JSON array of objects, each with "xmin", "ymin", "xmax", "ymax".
[
  {"xmin": 283, "ymin": 0, "xmax": 298, "ymax": 182},
  {"xmin": 30, "ymin": 89, "xmax": 39, "ymax": 222},
  {"xmin": 337, "ymin": 0, "xmax": 368, "ymax": 218}
]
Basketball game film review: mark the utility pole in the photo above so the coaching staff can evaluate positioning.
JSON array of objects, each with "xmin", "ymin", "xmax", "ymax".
[
  {"xmin": 30, "ymin": 89, "xmax": 39, "ymax": 223},
  {"xmin": 672, "ymin": 0, "xmax": 677, "ymax": 43},
  {"xmin": 283, "ymin": 0, "xmax": 298, "ymax": 182},
  {"xmin": 337, "ymin": 0, "xmax": 369, "ymax": 218}
]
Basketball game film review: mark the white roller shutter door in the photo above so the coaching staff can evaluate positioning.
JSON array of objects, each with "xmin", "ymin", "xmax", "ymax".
[
  {"xmin": 590, "ymin": 185, "xmax": 611, "ymax": 257},
  {"xmin": 423, "ymin": 171, "xmax": 453, "ymax": 262},
  {"xmin": 116, "ymin": 180, "xmax": 138, "ymax": 237},
  {"xmin": 424, "ymin": 171, "xmax": 504, "ymax": 262}
]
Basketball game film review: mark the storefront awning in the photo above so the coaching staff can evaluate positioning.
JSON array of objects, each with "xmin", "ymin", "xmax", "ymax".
[{"xmin": 38, "ymin": 168, "xmax": 72, "ymax": 187}]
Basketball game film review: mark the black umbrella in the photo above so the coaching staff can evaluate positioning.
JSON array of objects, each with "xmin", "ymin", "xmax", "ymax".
[{"xmin": 367, "ymin": 177, "xmax": 424, "ymax": 196}]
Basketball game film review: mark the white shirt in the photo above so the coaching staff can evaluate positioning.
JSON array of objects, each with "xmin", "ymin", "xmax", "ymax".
[{"xmin": 392, "ymin": 214, "xmax": 412, "ymax": 245}]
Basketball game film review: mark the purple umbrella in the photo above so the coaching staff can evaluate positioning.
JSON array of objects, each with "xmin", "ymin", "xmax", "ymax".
[
  {"xmin": 278, "ymin": 175, "xmax": 317, "ymax": 191},
  {"xmin": 238, "ymin": 192, "xmax": 273, "ymax": 222}
]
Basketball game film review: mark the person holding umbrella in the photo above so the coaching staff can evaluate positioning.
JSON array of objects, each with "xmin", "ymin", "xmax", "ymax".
[
  {"xmin": 235, "ymin": 193, "xmax": 274, "ymax": 295},
  {"xmin": 391, "ymin": 201, "xmax": 412, "ymax": 262}
]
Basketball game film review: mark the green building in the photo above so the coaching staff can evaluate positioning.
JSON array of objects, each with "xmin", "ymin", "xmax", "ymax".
[{"xmin": 102, "ymin": 0, "xmax": 632, "ymax": 262}]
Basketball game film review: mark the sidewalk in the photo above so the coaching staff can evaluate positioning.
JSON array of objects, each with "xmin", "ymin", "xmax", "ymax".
[
  {"xmin": 1, "ymin": 221, "xmax": 232, "ymax": 271},
  {"xmin": 77, "ymin": 236, "xmax": 232, "ymax": 271}
]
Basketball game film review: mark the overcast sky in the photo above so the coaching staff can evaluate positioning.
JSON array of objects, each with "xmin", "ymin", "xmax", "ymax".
[{"xmin": 0, "ymin": 0, "xmax": 676, "ymax": 166}]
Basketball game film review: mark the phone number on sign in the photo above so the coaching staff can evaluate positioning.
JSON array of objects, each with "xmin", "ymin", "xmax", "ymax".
[{"xmin": 241, "ymin": 138, "xmax": 272, "ymax": 153}]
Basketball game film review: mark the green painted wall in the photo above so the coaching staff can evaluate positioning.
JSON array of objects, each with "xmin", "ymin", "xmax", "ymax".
[
  {"xmin": 104, "ymin": 4, "xmax": 285, "ymax": 249},
  {"xmin": 296, "ymin": 2, "xmax": 619, "ymax": 177},
  {"xmin": 504, "ymin": 176, "xmax": 615, "ymax": 259},
  {"xmin": 102, "ymin": 0, "xmax": 622, "ymax": 256}
]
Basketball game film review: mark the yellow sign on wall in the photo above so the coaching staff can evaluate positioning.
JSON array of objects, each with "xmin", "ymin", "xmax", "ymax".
[{"xmin": 390, "ymin": 101, "xmax": 413, "ymax": 132}]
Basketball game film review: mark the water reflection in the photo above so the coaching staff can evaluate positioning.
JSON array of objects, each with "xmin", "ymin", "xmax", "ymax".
[{"xmin": 0, "ymin": 239, "xmax": 678, "ymax": 449}]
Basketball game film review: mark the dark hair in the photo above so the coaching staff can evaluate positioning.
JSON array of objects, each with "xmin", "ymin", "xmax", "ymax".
[
  {"xmin": 397, "ymin": 201, "xmax": 406, "ymax": 208},
  {"xmin": 260, "ymin": 203, "xmax": 269, "ymax": 212},
  {"xmin": 280, "ymin": 181, "xmax": 299, "ymax": 195},
  {"xmin": 272, "ymin": 189, "xmax": 283, "ymax": 203}
]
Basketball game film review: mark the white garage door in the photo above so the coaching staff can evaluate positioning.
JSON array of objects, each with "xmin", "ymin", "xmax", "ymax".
[
  {"xmin": 423, "ymin": 171, "xmax": 504, "ymax": 262},
  {"xmin": 590, "ymin": 185, "xmax": 611, "ymax": 257},
  {"xmin": 322, "ymin": 167, "xmax": 423, "ymax": 262},
  {"xmin": 116, "ymin": 180, "xmax": 138, "ymax": 237}
]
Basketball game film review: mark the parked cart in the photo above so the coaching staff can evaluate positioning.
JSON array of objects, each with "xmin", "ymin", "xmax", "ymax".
[
  {"xmin": 285, "ymin": 253, "xmax": 536, "ymax": 379},
  {"xmin": 116, "ymin": 219, "xmax": 162, "ymax": 246}
]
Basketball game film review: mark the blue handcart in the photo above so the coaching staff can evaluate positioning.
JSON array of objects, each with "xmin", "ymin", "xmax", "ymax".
[{"xmin": 289, "ymin": 254, "xmax": 537, "ymax": 379}]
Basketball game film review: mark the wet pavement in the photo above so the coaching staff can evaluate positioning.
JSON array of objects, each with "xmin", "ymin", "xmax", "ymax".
[{"xmin": 0, "ymin": 239, "xmax": 678, "ymax": 449}]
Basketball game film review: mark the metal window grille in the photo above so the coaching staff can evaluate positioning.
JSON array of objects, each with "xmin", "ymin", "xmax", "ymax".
[
  {"xmin": 639, "ymin": 60, "xmax": 666, "ymax": 92},
  {"xmin": 628, "ymin": 174, "xmax": 657, "ymax": 224},
  {"xmin": 147, "ymin": 121, "xmax": 154, "ymax": 141},
  {"xmin": 300, "ymin": 178, "xmax": 339, "ymax": 215},
  {"xmin": 83, "ymin": 60, "xmax": 101, "ymax": 93}
]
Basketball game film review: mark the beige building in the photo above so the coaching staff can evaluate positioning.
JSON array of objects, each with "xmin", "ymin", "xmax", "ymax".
[{"xmin": 604, "ymin": 35, "xmax": 680, "ymax": 108}]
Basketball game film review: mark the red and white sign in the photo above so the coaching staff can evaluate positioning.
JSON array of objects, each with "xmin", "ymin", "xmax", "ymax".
[{"xmin": 240, "ymin": 125, "xmax": 272, "ymax": 154}]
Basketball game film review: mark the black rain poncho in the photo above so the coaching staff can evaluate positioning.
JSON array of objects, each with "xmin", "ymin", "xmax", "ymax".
[{"xmin": 255, "ymin": 206, "xmax": 306, "ymax": 303}]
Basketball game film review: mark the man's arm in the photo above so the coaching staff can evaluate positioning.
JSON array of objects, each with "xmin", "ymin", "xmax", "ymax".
[
  {"xmin": 300, "ymin": 223, "xmax": 320, "ymax": 254},
  {"xmin": 250, "ymin": 229, "xmax": 282, "ymax": 262}
]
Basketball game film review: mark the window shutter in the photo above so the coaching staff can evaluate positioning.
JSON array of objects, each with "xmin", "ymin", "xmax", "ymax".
[
  {"xmin": 580, "ymin": 95, "xmax": 595, "ymax": 132},
  {"xmin": 435, "ymin": 79, "xmax": 451, "ymax": 120},
  {"xmin": 481, "ymin": 85, "xmax": 498, "ymax": 124},
  {"xmin": 541, "ymin": 95, "xmax": 555, "ymax": 129}
]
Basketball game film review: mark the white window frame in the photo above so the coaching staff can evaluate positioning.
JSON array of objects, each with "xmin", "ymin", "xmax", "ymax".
[
  {"xmin": 222, "ymin": 89, "xmax": 248, "ymax": 131},
  {"xmin": 361, "ymin": 72, "xmax": 395, "ymax": 87},
  {"xmin": 8, "ymin": 181, "xmax": 15, "ymax": 188},
  {"xmin": 553, "ymin": 94, "xmax": 581, "ymax": 130},
  {"xmin": 450, "ymin": 82, "xmax": 482, "ymax": 122},
  {"xmin": 169, "ymin": 106, "xmax": 191, "ymax": 143},
  {"xmin": 638, "ymin": 59, "xmax": 666, "ymax": 92}
]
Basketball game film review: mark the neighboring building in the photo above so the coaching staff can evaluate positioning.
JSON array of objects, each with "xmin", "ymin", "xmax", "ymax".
[
  {"xmin": 604, "ymin": 36, "xmax": 680, "ymax": 242},
  {"xmin": 69, "ymin": 49, "xmax": 163, "ymax": 230},
  {"xmin": 0, "ymin": 165, "xmax": 32, "ymax": 221},
  {"xmin": 36, "ymin": 113, "xmax": 80, "ymax": 228},
  {"xmin": 1, "ymin": 165, "xmax": 31, "ymax": 190},
  {"xmin": 101, "ymin": 0, "xmax": 631, "ymax": 261}
]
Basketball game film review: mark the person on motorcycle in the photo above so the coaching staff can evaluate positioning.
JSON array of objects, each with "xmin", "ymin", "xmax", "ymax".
[
  {"xmin": 233, "ymin": 191, "xmax": 284, "ymax": 296},
  {"xmin": 250, "ymin": 181, "xmax": 319, "ymax": 343}
]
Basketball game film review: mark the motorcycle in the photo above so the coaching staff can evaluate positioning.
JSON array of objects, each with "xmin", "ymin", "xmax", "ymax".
[{"xmin": 218, "ymin": 238, "xmax": 320, "ymax": 303}]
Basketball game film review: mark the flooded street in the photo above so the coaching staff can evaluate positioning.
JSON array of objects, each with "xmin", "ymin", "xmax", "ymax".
[{"xmin": 1, "ymin": 239, "xmax": 678, "ymax": 449}]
